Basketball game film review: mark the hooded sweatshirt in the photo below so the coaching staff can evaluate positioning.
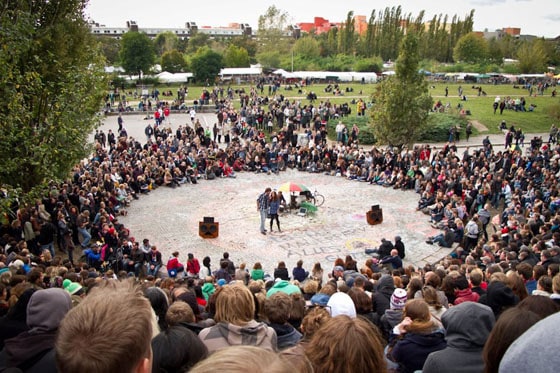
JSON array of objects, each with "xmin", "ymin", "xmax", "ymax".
[
  {"xmin": 373, "ymin": 274, "xmax": 395, "ymax": 316},
  {"xmin": 201, "ymin": 282, "xmax": 215, "ymax": 301},
  {"xmin": 423, "ymin": 302, "xmax": 495, "ymax": 373},
  {"xmin": 0, "ymin": 288, "xmax": 71, "ymax": 372},
  {"xmin": 499, "ymin": 312, "xmax": 560, "ymax": 373},
  {"xmin": 266, "ymin": 280, "xmax": 301, "ymax": 297},
  {"xmin": 198, "ymin": 320, "xmax": 277, "ymax": 353}
]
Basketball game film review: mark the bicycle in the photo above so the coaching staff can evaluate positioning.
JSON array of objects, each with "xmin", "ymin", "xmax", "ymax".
[{"xmin": 310, "ymin": 190, "xmax": 325, "ymax": 207}]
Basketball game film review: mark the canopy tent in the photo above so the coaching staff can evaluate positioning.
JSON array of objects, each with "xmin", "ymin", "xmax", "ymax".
[
  {"xmin": 272, "ymin": 70, "xmax": 377, "ymax": 83},
  {"xmin": 219, "ymin": 67, "xmax": 263, "ymax": 77},
  {"xmin": 156, "ymin": 71, "xmax": 193, "ymax": 83}
]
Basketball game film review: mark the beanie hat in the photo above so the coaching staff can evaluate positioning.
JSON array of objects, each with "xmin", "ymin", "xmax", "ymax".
[
  {"xmin": 63, "ymin": 279, "xmax": 83, "ymax": 295},
  {"xmin": 217, "ymin": 279, "xmax": 227, "ymax": 287},
  {"xmin": 390, "ymin": 288, "xmax": 407, "ymax": 310}
]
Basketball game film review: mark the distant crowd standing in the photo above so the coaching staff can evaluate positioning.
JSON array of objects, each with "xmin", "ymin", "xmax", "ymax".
[{"xmin": 1, "ymin": 85, "xmax": 560, "ymax": 371}]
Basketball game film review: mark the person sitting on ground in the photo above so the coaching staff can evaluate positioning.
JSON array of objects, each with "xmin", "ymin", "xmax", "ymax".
[
  {"xmin": 426, "ymin": 226, "xmax": 455, "ymax": 247},
  {"xmin": 388, "ymin": 299, "xmax": 447, "ymax": 373},
  {"xmin": 166, "ymin": 251, "xmax": 184, "ymax": 278},
  {"xmin": 198, "ymin": 283, "xmax": 277, "ymax": 353},
  {"xmin": 304, "ymin": 315, "xmax": 386, "ymax": 373},
  {"xmin": 264, "ymin": 292, "xmax": 302, "ymax": 350},
  {"xmin": 292, "ymin": 260, "xmax": 309, "ymax": 283},
  {"xmin": 55, "ymin": 280, "xmax": 157, "ymax": 373},
  {"xmin": 274, "ymin": 261, "xmax": 290, "ymax": 281},
  {"xmin": 422, "ymin": 302, "xmax": 495, "ymax": 373},
  {"xmin": 0, "ymin": 288, "xmax": 72, "ymax": 372},
  {"xmin": 151, "ymin": 325, "xmax": 208, "ymax": 373},
  {"xmin": 380, "ymin": 249, "xmax": 403, "ymax": 270}
]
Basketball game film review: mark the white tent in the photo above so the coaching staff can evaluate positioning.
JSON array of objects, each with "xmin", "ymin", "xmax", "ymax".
[
  {"xmin": 272, "ymin": 70, "xmax": 377, "ymax": 82},
  {"xmin": 220, "ymin": 67, "xmax": 263, "ymax": 76},
  {"xmin": 156, "ymin": 71, "xmax": 193, "ymax": 83}
]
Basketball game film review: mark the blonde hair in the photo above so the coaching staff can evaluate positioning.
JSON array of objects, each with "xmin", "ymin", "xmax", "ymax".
[
  {"xmin": 190, "ymin": 346, "xmax": 294, "ymax": 373},
  {"xmin": 215, "ymin": 283, "xmax": 255, "ymax": 325}
]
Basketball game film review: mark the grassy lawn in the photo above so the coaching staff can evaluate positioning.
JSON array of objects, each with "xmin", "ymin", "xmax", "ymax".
[{"xmin": 125, "ymin": 81, "xmax": 559, "ymax": 134}]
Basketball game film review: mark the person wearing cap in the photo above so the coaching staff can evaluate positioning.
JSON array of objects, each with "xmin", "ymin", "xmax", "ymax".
[
  {"xmin": 379, "ymin": 288, "xmax": 407, "ymax": 341},
  {"xmin": 62, "ymin": 279, "xmax": 84, "ymax": 307}
]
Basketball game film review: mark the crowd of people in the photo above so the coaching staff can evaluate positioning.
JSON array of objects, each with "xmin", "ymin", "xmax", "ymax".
[{"xmin": 1, "ymin": 84, "xmax": 560, "ymax": 371}]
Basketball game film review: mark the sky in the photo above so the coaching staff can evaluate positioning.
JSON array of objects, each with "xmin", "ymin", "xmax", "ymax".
[{"xmin": 84, "ymin": 0, "xmax": 559, "ymax": 38}]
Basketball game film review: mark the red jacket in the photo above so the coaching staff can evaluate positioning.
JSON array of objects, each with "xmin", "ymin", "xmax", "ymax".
[
  {"xmin": 186, "ymin": 258, "xmax": 200, "ymax": 275},
  {"xmin": 167, "ymin": 257, "xmax": 182, "ymax": 271},
  {"xmin": 454, "ymin": 288, "xmax": 480, "ymax": 305}
]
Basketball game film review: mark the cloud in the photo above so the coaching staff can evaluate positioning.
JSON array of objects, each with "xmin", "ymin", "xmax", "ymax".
[{"xmin": 544, "ymin": 13, "xmax": 560, "ymax": 21}]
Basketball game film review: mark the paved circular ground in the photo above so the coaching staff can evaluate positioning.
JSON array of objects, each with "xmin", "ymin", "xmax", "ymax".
[{"xmin": 99, "ymin": 113, "xmax": 450, "ymax": 274}]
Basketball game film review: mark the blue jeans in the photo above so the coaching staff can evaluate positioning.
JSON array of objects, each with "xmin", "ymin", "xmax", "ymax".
[
  {"xmin": 147, "ymin": 264, "xmax": 161, "ymax": 277},
  {"xmin": 41, "ymin": 243, "xmax": 55, "ymax": 258},
  {"xmin": 260, "ymin": 209, "xmax": 268, "ymax": 233},
  {"xmin": 78, "ymin": 227, "xmax": 91, "ymax": 248},
  {"xmin": 431, "ymin": 234, "xmax": 451, "ymax": 248}
]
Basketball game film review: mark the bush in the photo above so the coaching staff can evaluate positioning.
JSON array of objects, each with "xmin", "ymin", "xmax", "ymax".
[
  {"xmin": 419, "ymin": 113, "xmax": 469, "ymax": 142},
  {"xmin": 327, "ymin": 115, "xmax": 375, "ymax": 144}
]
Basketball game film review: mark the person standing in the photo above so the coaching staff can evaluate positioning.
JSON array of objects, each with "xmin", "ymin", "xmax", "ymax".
[
  {"xmin": 269, "ymin": 191, "xmax": 281, "ymax": 233},
  {"xmin": 117, "ymin": 114, "xmax": 123, "ymax": 132},
  {"xmin": 257, "ymin": 187, "xmax": 271, "ymax": 235}
]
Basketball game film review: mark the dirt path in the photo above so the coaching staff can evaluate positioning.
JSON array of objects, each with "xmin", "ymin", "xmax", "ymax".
[{"xmin": 470, "ymin": 119, "xmax": 488, "ymax": 132}]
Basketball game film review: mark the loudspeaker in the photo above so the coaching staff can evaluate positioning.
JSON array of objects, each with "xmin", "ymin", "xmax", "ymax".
[
  {"xmin": 366, "ymin": 207, "xmax": 383, "ymax": 225},
  {"xmin": 199, "ymin": 218, "xmax": 219, "ymax": 238}
]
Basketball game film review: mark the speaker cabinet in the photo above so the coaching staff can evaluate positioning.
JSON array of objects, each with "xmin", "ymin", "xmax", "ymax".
[
  {"xmin": 199, "ymin": 217, "xmax": 219, "ymax": 238},
  {"xmin": 366, "ymin": 207, "xmax": 383, "ymax": 225}
]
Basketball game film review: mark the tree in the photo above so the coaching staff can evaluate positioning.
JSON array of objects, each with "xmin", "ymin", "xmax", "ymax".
[
  {"xmin": 186, "ymin": 32, "xmax": 211, "ymax": 54},
  {"xmin": 293, "ymin": 36, "xmax": 321, "ymax": 59},
  {"xmin": 0, "ymin": 0, "xmax": 107, "ymax": 204},
  {"xmin": 190, "ymin": 46, "xmax": 223, "ymax": 83},
  {"xmin": 516, "ymin": 39, "xmax": 548, "ymax": 74},
  {"xmin": 154, "ymin": 31, "xmax": 179, "ymax": 57},
  {"xmin": 223, "ymin": 45, "xmax": 250, "ymax": 67},
  {"xmin": 96, "ymin": 36, "xmax": 121, "ymax": 65},
  {"xmin": 453, "ymin": 32, "xmax": 488, "ymax": 63},
  {"xmin": 229, "ymin": 36, "xmax": 258, "ymax": 61},
  {"xmin": 256, "ymin": 51, "xmax": 282, "ymax": 69},
  {"xmin": 161, "ymin": 50, "xmax": 187, "ymax": 73},
  {"xmin": 338, "ymin": 11, "xmax": 356, "ymax": 55},
  {"xmin": 486, "ymin": 37, "xmax": 504, "ymax": 64},
  {"xmin": 257, "ymin": 6, "xmax": 292, "ymax": 58},
  {"xmin": 370, "ymin": 34, "xmax": 432, "ymax": 148},
  {"xmin": 120, "ymin": 31, "xmax": 156, "ymax": 77}
]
